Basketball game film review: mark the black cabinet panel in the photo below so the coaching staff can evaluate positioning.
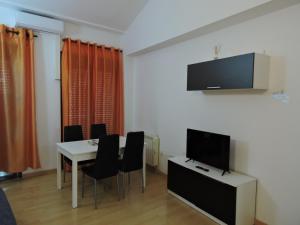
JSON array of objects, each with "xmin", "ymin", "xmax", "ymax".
[
  {"xmin": 168, "ymin": 161, "xmax": 236, "ymax": 225},
  {"xmin": 187, "ymin": 53, "xmax": 255, "ymax": 90},
  {"xmin": 168, "ymin": 161, "xmax": 197, "ymax": 203}
]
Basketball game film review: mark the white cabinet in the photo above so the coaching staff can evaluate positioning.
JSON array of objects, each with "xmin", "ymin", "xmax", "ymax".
[{"xmin": 168, "ymin": 156, "xmax": 257, "ymax": 225}]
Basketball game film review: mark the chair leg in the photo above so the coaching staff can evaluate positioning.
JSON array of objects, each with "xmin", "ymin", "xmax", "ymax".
[
  {"xmin": 116, "ymin": 174, "xmax": 120, "ymax": 201},
  {"xmin": 94, "ymin": 179, "xmax": 97, "ymax": 209},
  {"xmin": 128, "ymin": 172, "xmax": 130, "ymax": 186},
  {"xmin": 104, "ymin": 178, "xmax": 112, "ymax": 191},
  {"xmin": 122, "ymin": 172, "xmax": 126, "ymax": 198},
  {"xmin": 81, "ymin": 172, "xmax": 85, "ymax": 198},
  {"xmin": 141, "ymin": 169, "xmax": 144, "ymax": 193}
]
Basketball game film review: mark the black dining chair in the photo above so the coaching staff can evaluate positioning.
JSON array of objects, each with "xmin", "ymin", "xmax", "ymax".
[
  {"xmin": 119, "ymin": 131, "xmax": 144, "ymax": 197},
  {"xmin": 90, "ymin": 123, "xmax": 107, "ymax": 139},
  {"xmin": 63, "ymin": 125, "xmax": 94, "ymax": 182},
  {"xmin": 81, "ymin": 134, "xmax": 120, "ymax": 209},
  {"xmin": 64, "ymin": 125, "xmax": 83, "ymax": 142}
]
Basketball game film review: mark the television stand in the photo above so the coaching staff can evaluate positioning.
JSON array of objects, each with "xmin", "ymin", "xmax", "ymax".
[
  {"xmin": 168, "ymin": 156, "xmax": 256, "ymax": 225},
  {"xmin": 195, "ymin": 165, "xmax": 209, "ymax": 172}
]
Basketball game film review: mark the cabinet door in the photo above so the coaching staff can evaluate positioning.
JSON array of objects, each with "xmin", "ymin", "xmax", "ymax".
[
  {"xmin": 194, "ymin": 174, "xmax": 236, "ymax": 225},
  {"xmin": 187, "ymin": 53, "xmax": 254, "ymax": 90},
  {"xmin": 168, "ymin": 161, "xmax": 236, "ymax": 225},
  {"xmin": 168, "ymin": 161, "xmax": 197, "ymax": 203}
]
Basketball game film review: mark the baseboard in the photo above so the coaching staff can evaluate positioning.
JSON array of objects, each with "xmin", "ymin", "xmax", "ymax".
[
  {"xmin": 0, "ymin": 172, "xmax": 22, "ymax": 182},
  {"xmin": 146, "ymin": 165, "xmax": 167, "ymax": 178},
  {"xmin": 255, "ymin": 219, "xmax": 268, "ymax": 225},
  {"xmin": 156, "ymin": 168, "xmax": 167, "ymax": 178},
  {"xmin": 158, "ymin": 152, "xmax": 171, "ymax": 174},
  {"xmin": 23, "ymin": 169, "xmax": 56, "ymax": 178}
]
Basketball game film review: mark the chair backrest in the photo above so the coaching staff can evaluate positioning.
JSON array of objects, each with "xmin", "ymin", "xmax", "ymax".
[
  {"xmin": 64, "ymin": 125, "xmax": 83, "ymax": 142},
  {"xmin": 93, "ymin": 134, "xmax": 119, "ymax": 178},
  {"xmin": 121, "ymin": 131, "xmax": 144, "ymax": 172},
  {"xmin": 90, "ymin": 123, "xmax": 107, "ymax": 139}
]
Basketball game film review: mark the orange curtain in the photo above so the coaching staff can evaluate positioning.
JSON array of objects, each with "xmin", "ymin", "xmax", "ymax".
[
  {"xmin": 0, "ymin": 25, "xmax": 40, "ymax": 173},
  {"xmin": 62, "ymin": 38, "xmax": 124, "ymax": 139}
]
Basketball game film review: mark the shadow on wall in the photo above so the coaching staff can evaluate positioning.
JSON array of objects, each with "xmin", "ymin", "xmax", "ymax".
[
  {"xmin": 229, "ymin": 139, "xmax": 249, "ymax": 173},
  {"xmin": 269, "ymin": 56, "xmax": 286, "ymax": 93},
  {"xmin": 158, "ymin": 151, "xmax": 173, "ymax": 174},
  {"xmin": 202, "ymin": 89, "xmax": 266, "ymax": 95},
  {"xmin": 230, "ymin": 139, "xmax": 277, "ymax": 225},
  {"xmin": 256, "ymin": 181, "xmax": 277, "ymax": 225}
]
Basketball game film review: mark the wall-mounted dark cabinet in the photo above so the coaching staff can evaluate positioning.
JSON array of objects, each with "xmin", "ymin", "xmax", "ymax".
[{"xmin": 187, "ymin": 53, "xmax": 270, "ymax": 90}]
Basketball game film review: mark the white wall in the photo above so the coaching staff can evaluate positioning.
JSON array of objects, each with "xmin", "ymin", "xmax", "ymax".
[
  {"xmin": 0, "ymin": 6, "xmax": 15, "ymax": 26},
  {"xmin": 124, "ymin": 55, "xmax": 134, "ymax": 132},
  {"xmin": 34, "ymin": 32, "xmax": 61, "ymax": 170},
  {"xmin": 63, "ymin": 21, "xmax": 121, "ymax": 47},
  {"xmin": 122, "ymin": 0, "xmax": 272, "ymax": 54},
  {"xmin": 131, "ymin": 4, "xmax": 300, "ymax": 225}
]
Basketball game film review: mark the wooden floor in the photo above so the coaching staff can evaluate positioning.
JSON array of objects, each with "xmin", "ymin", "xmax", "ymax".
[{"xmin": 0, "ymin": 170, "xmax": 217, "ymax": 225}]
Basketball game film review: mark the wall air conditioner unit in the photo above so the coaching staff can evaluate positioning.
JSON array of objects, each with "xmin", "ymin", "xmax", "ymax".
[{"xmin": 15, "ymin": 11, "xmax": 64, "ymax": 34}]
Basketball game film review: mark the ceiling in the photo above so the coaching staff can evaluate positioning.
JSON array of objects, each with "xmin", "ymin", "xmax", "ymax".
[{"xmin": 0, "ymin": 0, "xmax": 148, "ymax": 32}]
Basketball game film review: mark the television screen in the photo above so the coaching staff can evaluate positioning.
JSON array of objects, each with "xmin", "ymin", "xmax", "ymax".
[{"xmin": 186, "ymin": 129, "xmax": 230, "ymax": 171}]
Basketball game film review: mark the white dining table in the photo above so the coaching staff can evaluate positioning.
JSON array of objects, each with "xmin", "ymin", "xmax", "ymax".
[{"xmin": 56, "ymin": 136, "xmax": 146, "ymax": 208}]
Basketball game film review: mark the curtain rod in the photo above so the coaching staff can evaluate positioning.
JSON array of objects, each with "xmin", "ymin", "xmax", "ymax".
[
  {"xmin": 63, "ymin": 38, "xmax": 123, "ymax": 52},
  {"xmin": 6, "ymin": 29, "xmax": 38, "ymax": 38}
]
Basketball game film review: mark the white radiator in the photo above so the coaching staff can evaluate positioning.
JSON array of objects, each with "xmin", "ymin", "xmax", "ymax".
[{"xmin": 145, "ymin": 134, "xmax": 160, "ymax": 167}]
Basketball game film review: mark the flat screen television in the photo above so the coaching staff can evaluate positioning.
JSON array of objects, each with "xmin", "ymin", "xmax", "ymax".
[{"xmin": 186, "ymin": 129, "xmax": 230, "ymax": 173}]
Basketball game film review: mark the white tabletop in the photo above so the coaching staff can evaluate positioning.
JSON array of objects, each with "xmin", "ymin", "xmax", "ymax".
[
  {"xmin": 169, "ymin": 156, "xmax": 256, "ymax": 187},
  {"xmin": 56, "ymin": 136, "xmax": 126, "ymax": 155}
]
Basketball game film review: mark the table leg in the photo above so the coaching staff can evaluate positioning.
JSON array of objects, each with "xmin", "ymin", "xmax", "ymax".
[
  {"xmin": 72, "ymin": 159, "xmax": 78, "ymax": 208},
  {"xmin": 143, "ymin": 146, "xmax": 146, "ymax": 188},
  {"xmin": 57, "ymin": 151, "xmax": 62, "ymax": 190}
]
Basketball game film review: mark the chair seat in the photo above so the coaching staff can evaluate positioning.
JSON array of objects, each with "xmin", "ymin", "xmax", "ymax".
[
  {"xmin": 118, "ymin": 159, "xmax": 142, "ymax": 173},
  {"xmin": 82, "ymin": 165, "xmax": 97, "ymax": 178},
  {"xmin": 82, "ymin": 165, "xmax": 116, "ymax": 180}
]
